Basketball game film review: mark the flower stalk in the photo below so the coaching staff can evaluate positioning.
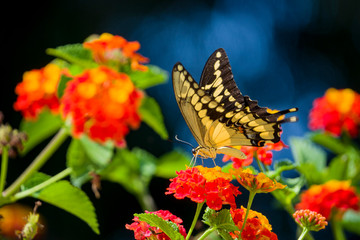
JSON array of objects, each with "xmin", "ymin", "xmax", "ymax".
[
  {"xmin": 186, "ymin": 202, "xmax": 204, "ymax": 240},
  {"xmin": 14, "ymin": 167, "xmax": 72, "ymax": 200},
  {"xmin": 241, "ymin": 191, "xmax": 256, "ymax": 232},
  {"xmin": 3, "ymin": 127, "xmax": 68, "ymax": 198},
  {"xmin": 0, "ymin": 146, "xmax": 9, "ymax": 195}
]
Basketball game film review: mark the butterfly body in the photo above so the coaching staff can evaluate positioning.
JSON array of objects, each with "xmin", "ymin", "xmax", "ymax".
[{"xmin": 172, "ymin": 48, "xmax": 298, "ymax": 160}]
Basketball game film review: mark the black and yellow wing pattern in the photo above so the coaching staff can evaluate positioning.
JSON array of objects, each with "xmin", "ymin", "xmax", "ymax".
[{"xmin": 172, "ymin": 48, "xmax": 298, "ymax": 159}]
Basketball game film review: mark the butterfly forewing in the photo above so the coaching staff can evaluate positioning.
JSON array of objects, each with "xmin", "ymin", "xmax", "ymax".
[{"xmin": 173, "ymin": 63, "xmax": 210, "ymax": 147}]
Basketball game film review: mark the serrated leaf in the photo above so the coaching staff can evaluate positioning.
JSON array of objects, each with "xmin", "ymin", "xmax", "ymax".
[
  {"xmin": 66, "ymin": 139, "xmax": 93, "ymax": 187},
  {"xmin": 100, "ymin": 148, "xmax": 144, "ymax": 195},
  {"xmin": 155, "ymin": 150, "xmax": 190, "ymax": 178},
  {"xmin": 139, "ymin": 96, "xmax": 168, "ymax": 139},
  {"xmin": 46, "ymin": 44, "xmax": 97, "ymax": 68},
  {"xmin": 20, "ymin": 110, "xmax": 63, "ymax": 155},
  {"xmin": 290, "ymin": 137, "xmax": 326, "ymax": 184},
  {"xmin": 290, "ymin": 137, "xmax": 327, "ymax": 168},
  {"xmin": 131, "ymin": 148, "xmax": 157, "ymax": 189},
  {"xmin": 203, "ymin": 208, "xmax": 239, "ymax": 232},
  {"xmin": 342, "ymin": 210, "xmax": 360, "ymax": 235},
  {"xmin": 79, "ymin": 135, "xmax": 114, "ymax": 167},
  {"xmin": 135, "ymin": 213, "xmax": 185, "ymax": 240},
  {"xmin": 129, "ymin": 65, "xmax": 168, "ymax": 89},
  {"xmin": 32, "ymin": 180, "xmax": 99, "ymax": 234}
]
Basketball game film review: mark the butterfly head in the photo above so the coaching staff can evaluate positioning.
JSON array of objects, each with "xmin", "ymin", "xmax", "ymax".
[{"xmin": 193, "ymin": 146, "xmax": 217, "ymax": 159}]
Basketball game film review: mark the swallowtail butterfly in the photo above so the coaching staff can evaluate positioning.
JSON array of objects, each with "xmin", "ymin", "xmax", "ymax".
[{"xmin": 172, "ymin": 48, "xmax": 298, "ymax": 160}]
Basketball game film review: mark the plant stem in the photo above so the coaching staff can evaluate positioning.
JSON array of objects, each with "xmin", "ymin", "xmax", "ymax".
[
  {"xmin": 241, "ymin": 191, "xmax": 256, "ymax": 232},
  {"xmin": 254, "ymin": 152, "xmax": 265, "ymax": 172},
  {"xmin": 297, "ymin": 228, "xmax": 309, "ymax": 240},
  {"xmin": 3, "ymin": 128, "xmax": 68, "ymax": 197},
  {"xmin": 197, "ymin": 227, "xmax": 215, "ymax": 240},
  {"xmin": 186, "ymin": 202, "xmax": 204, "ymax": 240},
  {"xmin": 331, "ymin": 218, "xmax": 346, "ymax": 240},
  {"xmin": 0, "ymin": 146, "xmax": 9, "ymax": 195},
  {"xmin": 135, "ymin": 188, "xmax": 157, "ymax": 212},
  {"xmin": 13, "ymin": 167, "xmax": 72, "ymax": 200}
]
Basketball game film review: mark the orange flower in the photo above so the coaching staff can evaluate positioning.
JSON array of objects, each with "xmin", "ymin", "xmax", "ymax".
[
  {"xmin": 84, "ymin": 33, "xmax": 149, "ymax": 71},
  {"xmin": 296, "ymin": 180, "xmax": 359, "ymax": 220},
  {"xmin": 223, "ymin": 141, "xmax": 287, "ymax": 168},
  {"xmin": 230, "ymin": 207, "xmax": 278, "ymax": 240},
  {"xmin": 230, "ymin": 168, "xmax": 286, "ymax": 194},
  {"xmin": 293, "ymin": 209, "xmax": 328, "ymax": 232},
  {"xmin": 14, "ymin": 63, "xmax": 62, "ymax": 119},
  {"xmin": 61, "ymin": 66, "xmax": 143, "ymax": 147},
  {"xmin": 309, "ymin": 88, "xmax": 360, "ymax": 137},
  {"xmin": 165, "ymin": 166, "xmax": 240, "ymax": 210}
]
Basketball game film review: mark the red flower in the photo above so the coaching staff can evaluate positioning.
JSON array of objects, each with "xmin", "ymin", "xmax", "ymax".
[
  {"xmin": 166, "ymin": 166, "xmax": 241, "ymax": 210},
  {"xmin": 84, "ymin": 33, "xmax": 149, "ymax": 71},
  {"xmin": 230, "ymin": 207, "xmax": 278, "ymax": 240},
  {"xmin": 309, "ymin": 88, "xmax": 360, "ymax": 137},
  {"xmin": 61, "ymin": 66, "xmax": 143, "ymax": 147},
  {"xmin": 296, "ymin": 180, "xmax": 359, "ymax": 220},
  {"xmin": 126, "ymin": 210, "xmax": 187, "ymax": 240},
  {"xmin": 14, "ymin": 63, "xmax": 62, "ymax": 119},
  {"xmin": 223, "ymin": 141, "xmax": 287, "ymax": 168}
]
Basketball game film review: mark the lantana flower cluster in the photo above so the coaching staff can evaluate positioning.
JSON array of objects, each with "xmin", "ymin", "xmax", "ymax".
[
  {"xmin": 296, "ymin": 180, "xmax": 359, "ymax": 219},
  {"xmin": 230, "ymin": 207, "xmax": 278, "ymax": 240},
  {"xmin": 309, "ymin": 88, "xmax": 360, "ymax": 137},
  {"xmin": 166, "ymin": 166, "xmax": 241, "ymax": 210},
  {"xmin": 13, "ymin": 63, "xmax": 62, "ymax": 119},
  {"xmin": 13, "ymin": 34, "xmax": 147, "ymax": 146},
  {"xmin": 61, "ymin": 66, "xmax": 143, "ymax": 147},
  {"xmin": 293, "ymin": 209, "xmax": 328, "ymax": 232},
  {"xmin": 84, "ymin": 33, "xmax": 149, "ymax": 71}
]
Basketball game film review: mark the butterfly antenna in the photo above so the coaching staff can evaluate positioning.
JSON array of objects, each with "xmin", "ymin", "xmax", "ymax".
[{"xmin": 174, "ymin": 135, "xmax": 195, "ymax": 149}]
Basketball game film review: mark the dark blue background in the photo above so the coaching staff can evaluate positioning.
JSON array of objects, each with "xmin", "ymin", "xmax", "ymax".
[{"xmin": 1, "ymin": 0, "xmax": 360, "ymax": 239}]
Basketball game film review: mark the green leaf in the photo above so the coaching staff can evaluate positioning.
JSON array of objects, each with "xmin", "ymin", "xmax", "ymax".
[
  {"xmin": 79, "ymin": 135, "xmax": 114, "ymax": 168},
  {"xmin": 46, "ymin": 43, "xmax": 97, "ymax": 68},
  {"xmin": 272, "ymin": 176, "xmax": 305, "ymax": 206},
  {"xmin": 21, "ymin": 172, "xmax": 51, "ymax": 191},
  {"xmin": 66, "ymin": 136, "xmax": 114, "ymax": 187},
  {"xmin": 310, "ymin": 132, "xmax": 346, "ymax": 155},
  {"xmin": 57, "ymin": 74, "xmax": 73, "ymax": 99},
  {"xmin": 155, "ymin": 150, "xmax": 190, "ymax": 178},
  {"xmin": 342, "ymin": 210, "xmax": 360, "ymax": 235},
  {"xmin": 269, "ymin": 159, "xmax": 297, "ymax": 178},
  {"xmin": 32, "ymin": 180, "xmax": 99, "ymax": 234},
  {"xmin": 66, "ymin": 139, "xmax": 93, "ymax": 187},
  {"xmin": 202, "ymin": 208, "xmax": 239, "ymax": 233},
  {"xmin": 135, "ymin": 213, "xmax": 185, "ymax": 240},
  {"xmin": 20, "ymin": 110, "xmax": 63, "ymax": 155},
  {"xmin": 290, "ymin": 137, "xmax": 326, "ymax": 184},
  {"xmin": 129, "ymin": 65, "xmax": 168, "ymax": 89},
  {"xmin": 100, "ymin": 148, "xmax": 144, "ymax": 195},
  {"xmin": 139, "ymin": 96, "xmax": 168, "ymax": 139}
]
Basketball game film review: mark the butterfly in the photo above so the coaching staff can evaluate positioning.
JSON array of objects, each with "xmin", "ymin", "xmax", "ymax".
[{"xmin": 172, "ymin": 48, "xmax": 298, "ymax": 160}]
